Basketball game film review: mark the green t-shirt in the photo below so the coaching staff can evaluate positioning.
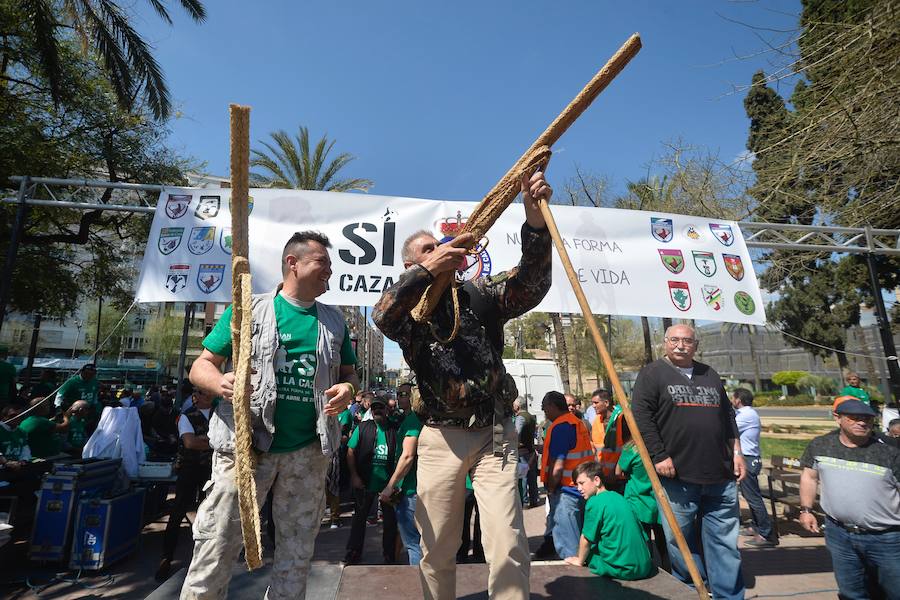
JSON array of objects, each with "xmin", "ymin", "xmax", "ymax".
[
  {"xmin": 0, "ymin": 360, "xmax": 16, "ymax": 404},
  {"xmin": 0, "ymin": 425, "xmax": 30, "ymax": 460},
  {"xmin": 396, "ymin": 412, "xmax": 422, "ymax": 495},
  {"xmin": 203, "ymin": 295, "xmax": 356, "ymax": 454},
  {"xmin": 582, "ymin": 490, "xmax": 653, "ymax": 581},
  {"xmin": 18, "ymin": 416, "xmax": 61, "ymax": 458},
  {"xmin": 840, "ymin": 385, "xmax": 871, "ymax": 405},
  {"xmin": 348, "ymin": 423, "xmax": 391, "ymax": 492},
  {"xmin": 56, "ymin": 375, "xmax": 99, "ymax": 410},
  {"xmin": 617, "ymin": 445, "xmax": 659, "ymax": 525},
  {"xmin": 67, "ymin": 415, "xmax": 88, "ymax": 448}
]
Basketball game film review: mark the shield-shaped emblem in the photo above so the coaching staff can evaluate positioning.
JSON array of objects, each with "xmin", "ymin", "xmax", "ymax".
[
  {"xmin": 710, "ymin": 223, "xmax": 735, "ymax": 246},
  {"xmin": 658, "ymin": 249, "xmax": 684, "ymax": 274},
  {"xmin": 723, "ymin": 254, "xmax": 745, "ymax": 281},
  {"xmin": 197, "ymin": 264, "xmax": 225, "ymax": 294},
  {"xmin": 194, "ymin": 195, "xmax": 220, "ymax": 220},
  {"xmin": 158, "ymin": 227, "xmax": 184, "ymax": 255},
  {"xmin": 188, "ymin": 226, "xmax": 216, "ymax": 255},
  {"xmin": 734, "ymin": 291, "xmax": 756, "ymax": 315},
  {"xmin": 165, "ymin": 264, "xmax": 190, "ymax": 293},
  {"xmin": 702, "ymin": 285, "xmax": 723, "ymax": 311},
  {"xmin": 228, "ymin": 195, "xmax": 254, "ymax": 215},
  {"xmin": 692, "ymin": 251, "xmax": 717, "ymax": 277},
  {"xmin": 165, "ymin": 194, "xmax": 191, "ymax": 219},
  {"xmin": 668, "ymin": 281, "xmax": 692, "ymax": 312},
  {"xmin": 220, "ymin": 227, "xmax": 232, "ymax": 254},
  {"xmin": 683, "ymin": 224, "xmax": 702, "ymax": 242},
  {"xmin": 651, "ymin": 218, "xmax": 673, "ymax": 243}
]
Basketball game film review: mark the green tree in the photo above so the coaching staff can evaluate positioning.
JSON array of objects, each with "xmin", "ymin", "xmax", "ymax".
[
  {"xmin": 250, "ymin": 127, "xmax": 373, "ymax": 192},
  {"xmin": 84, "ymin": 303, "xmax": 125, "ymax": 360},
  {"xmin": 11, "ymin": 0, "xmax": 206, "ymax": 120},
  {"xmin": 144, "ymin": 310, "xmax": 202, "ymax": 375}
]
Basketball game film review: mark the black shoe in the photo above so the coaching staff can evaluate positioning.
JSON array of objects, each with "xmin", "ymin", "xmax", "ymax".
[
  {"xmin": 155, "ymin": 558, "xmax": 172, "ymax": 582},
  {"xmin": 532, "ymin": 539, "xmax": 558, "ymax": 560},
  {"xmin": 342, "ymin": 549, "xmax": 362, "ymax": 565}
]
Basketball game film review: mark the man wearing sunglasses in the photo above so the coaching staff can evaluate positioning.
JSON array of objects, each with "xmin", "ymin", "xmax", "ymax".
[{"xmin": 631, "ymin": 324, "xmax": 746, "ymax": 600}]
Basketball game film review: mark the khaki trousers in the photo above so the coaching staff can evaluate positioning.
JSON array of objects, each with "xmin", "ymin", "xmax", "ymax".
[
  {"xmin": 416, "ymin": 420, "xmax": 530, "ymax": 600},
  {"xmin": 180, "ymin": 443, "xmax": 327, "ymax": 600}
]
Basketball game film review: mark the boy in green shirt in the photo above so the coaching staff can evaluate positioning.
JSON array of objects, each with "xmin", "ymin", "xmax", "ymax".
[
  {"xmin": 565, "ymin": 461, "xmax": 654, "ymax": 581},
  {"xmin": 617, "ymin": 438, "xmax": 670, "ymax": 570}
]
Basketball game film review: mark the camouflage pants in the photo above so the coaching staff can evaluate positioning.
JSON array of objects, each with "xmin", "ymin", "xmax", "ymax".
[{"xmin": 180, "ymin": 443, "xmax": 328, "ymax": 600}]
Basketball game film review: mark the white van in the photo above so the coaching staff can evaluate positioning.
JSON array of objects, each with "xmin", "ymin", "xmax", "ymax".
[{"xmin": 503, "ymin": 359, "xmax": 564, "ymax": 424}]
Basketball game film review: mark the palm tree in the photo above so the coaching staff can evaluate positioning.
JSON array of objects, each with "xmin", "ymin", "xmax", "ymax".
[
  {"xmin": 20, "ymin": 0, "xmax": 206, "ymax": 120},
  {"xmin": 721, "ymin": 322, "xmax": 763, "ymax": 392},
  {"xmin": 250, "ymin": 127, "xmax": 373, "ymax": 192}
]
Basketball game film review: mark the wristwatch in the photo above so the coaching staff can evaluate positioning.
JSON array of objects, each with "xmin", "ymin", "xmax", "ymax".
[{"xmin": 799, "ymin": 507, "xmax": 814, "ymax": 514}]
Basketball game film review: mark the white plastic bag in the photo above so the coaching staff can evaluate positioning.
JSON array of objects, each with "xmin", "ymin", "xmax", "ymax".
[{"xmin": 82, "ymin": 406, "xmax": 145, "ymax": 478}]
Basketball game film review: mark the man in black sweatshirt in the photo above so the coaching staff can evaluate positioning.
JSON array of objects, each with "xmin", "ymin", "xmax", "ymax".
[{"xmin": 631, "ymin": 324, "xmax": 746, "ymax": 600}]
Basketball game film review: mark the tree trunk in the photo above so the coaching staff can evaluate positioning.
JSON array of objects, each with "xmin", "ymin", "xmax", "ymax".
[
  {"xmin": 662, "ymin": 317, "xmax": 673, "ymax": 332},
  {"xmin": 571, "ymin": 323, "xmax": 583, "ymax": 397},
  {"xmin": 748, "ymin": 333, "xmax": 762, "ymax": 392},
  {"xmin": 550, "ymin": 313, "xmax": 570, "ymax": 394},
  {"xmin": 641, "ymin": 316, "xmax": 653, "ymax": 365},
  {"xmin": 854, "ymin": 326, "xmax": 879, "ymax": 389}
]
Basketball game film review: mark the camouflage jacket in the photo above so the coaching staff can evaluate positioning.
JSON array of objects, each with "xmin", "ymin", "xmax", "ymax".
[{"xmin": 373, "ymin": 223, "xmax": 551, "ymax": 428}]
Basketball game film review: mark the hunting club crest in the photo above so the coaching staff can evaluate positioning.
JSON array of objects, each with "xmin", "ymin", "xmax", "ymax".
[
  {"xmin": 194, "ymin": 195, "xmax": 221, "ymax": 220},
  {"xmin": 228, "ymin": 194, "xmax": 254, "ymax": 215},
  {"xmin": 197, "ymin": 264, "xmax": 225, "ymax": 294},
  {"xmin": 657, "ymin": 249, "xmax": 684, "ymax": 274},
  {"xmin": 188, "ymin": 226, "xmax": 216, "ymax": 255},
  {"xmin": 220, "ymin": 227, "xmax": 232, "ymax": 254},
  {"xmin": 734, "ymin": 291, "xmax": 756, "ymax": 315},
  {"xmin": 710, "ymin": 223, "xmax": 735, "ymax": 246},
  {"xmin": 158, "ymin": 227, "xmax": 183, "ymax": 255},
  {"xmin": 723, "ymin": 254, "xmax": 745, "ymax": 281},
  {"xmin": 165, "ymin": 264, "xmax": 190, "ymax": 294},
  {"xmin": 692, "ymin": 251, "xmax": 717, "ymax": 277},
  {"xmin": 682, "ymin": 224, "xmax": 702, "ymax": 242},
  {"xmin": 651, "ymin": 217, "xmax": 673, "ymax": 243},
  {"xmin": 165, "ymin": 194, "xmax": 191, "ymax": 219},
  {"xmin": 702, "ymin": 285, "xmax": 723, "ymax": 311},
  {"xmin": 668, "ymin": 281, "xmax": 692, "ymax": 312},
  {"xmin": 436, "ymin": 211, "xmax": 491, "ymax": 281}
]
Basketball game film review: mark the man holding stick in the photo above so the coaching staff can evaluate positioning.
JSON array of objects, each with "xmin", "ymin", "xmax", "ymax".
[
  {"xmin": 373, "ymin": 172, "xmax": 552, "ymax": 600},
  {"xmin": 181, "ymin": 231, "xmax": 359, "ymax": 600}
]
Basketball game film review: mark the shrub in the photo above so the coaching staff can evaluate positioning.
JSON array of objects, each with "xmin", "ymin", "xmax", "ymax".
[{"xmin": 772, "ymin": 371, "xmax": 809, "ymax": 386}]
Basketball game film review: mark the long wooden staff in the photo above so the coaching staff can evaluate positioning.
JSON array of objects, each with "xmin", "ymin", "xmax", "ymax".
[
  {"xmin": 411, "ymin": 33, "xmax": 642, "ymax": 326},
  {"xmin": 536, "ymin": 199, "xmax": 708, "ymax": 598},
  {"xmin": 229, "ymin": 104, "xmax": 263, "ymax": 570}
]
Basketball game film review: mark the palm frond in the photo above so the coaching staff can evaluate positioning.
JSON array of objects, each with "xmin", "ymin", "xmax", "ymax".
[
  {"xmin": 309, "ymin": 135, "xmax": 331, "ymax": 189},
  {"xmin": 22, "ymin": 0, "xmax": 63, "ymax": 103},
  {"xmin": 250, "ymin": 145, "xmax": 291, "ymax": 187},
  {"xmin": 177, "ymin": 0, "xmax": 206, "ymax": 22},
  {"xmin": 318, "ymin": 152, "xmax": 354, "ymax": 190},
  {"xmin": 270, "ymin": 130, "xmax": 303, "ymax": 187},
  {"xmin": 326, "ymin": 178, "xmax": 374, "ymax": 193},
  {"xmin": 146, "ymin": 0, "xmax": 172, "ymax": 24},
  {"xmin": 79, "ymin": 0, "xmax": 134, "ymax": 106}
]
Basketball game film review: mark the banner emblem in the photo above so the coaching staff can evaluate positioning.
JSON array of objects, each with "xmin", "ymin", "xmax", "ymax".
[
  {"xmin": 197, "ymin": 264, "xmax": 225, "ymax": 294},
  {"xmin": 651, "ymin": 218, "xmax": 673, "ymax": 243},
  {"xmin": 710, "ymin": 223, "xmax": 735, "ymax": 246},
  {"xmin": 436, "ymin": 212, "xmax": 492, "ymax": 281},
  {"xmin": 188, "ymin": 226, "xmax": 216, "ymax": 255},
  {"xmin": 668, "ymin": 281, "xmax": 692, "ymax": 312},
  {"xmin": 692, "ymin": 251, "xmax": 717, "ymax": 277},
  {"xmin": 228, "ymin": 195, "xmax": 254, "ymax": 215},
  {"xmin": 220, "ymin": 227, "xmax": 232, "ymax": 254},
  {"xmin": 658, "ymin": 249, "xmax": 684, "ymax": 274},
  {"xmin": 734, "ymin": 291, "xmax": 756, "ymax": 315},
  {"xmin": 702, "ymin": 285, "xmax": 723, "ymax": 311},
  {"xmin": 158, "ymin": 227, "xmax": 183, "ymax": 255},
  {"xmin": 683, "ymin": 224, "xmax": 702, "ymax": 242},
  {"xmin": 194, "ymin": 195, "xmax": 220, "ymax": 220},
  {"xmin": 165, "ymin": 194, "xmax": 191, "ymax": 219},
  {"xmin": 165, "ymin": 264, "xmax": 190, "ymax": 293},
  {"xmin": 723, "ymin": 254, "xmax": 745, "ymax": 281}
]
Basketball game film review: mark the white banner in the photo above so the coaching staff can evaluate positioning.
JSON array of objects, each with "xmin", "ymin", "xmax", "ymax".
[{"xmin": 135, "ymin": 188, "xmax": 766, "ymax": 324}]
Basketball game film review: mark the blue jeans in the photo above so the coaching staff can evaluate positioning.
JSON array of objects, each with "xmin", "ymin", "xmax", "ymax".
[
  {"xmin": 396, "ymin": 494, "xmax": 422, "ymax": 565},
  {"xmin": 824, "ymin": 520, "xmax": 900, "ymax": 600},
  {"xmin": 739, "ymin": 455, "xmax": 775, "ymax": 540},
  {"xmin": 660, "ymin": 478, "xmax": 745, "ymax": 600},
  {"xmin": 548, "ymin": 490, "xmax": 584, "ymax": 559}
]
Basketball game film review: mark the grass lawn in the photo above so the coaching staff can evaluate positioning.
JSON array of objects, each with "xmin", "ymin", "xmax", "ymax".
[{"xmin": 760, "ymin": 436, "xmax": 811, "ymax": 460}]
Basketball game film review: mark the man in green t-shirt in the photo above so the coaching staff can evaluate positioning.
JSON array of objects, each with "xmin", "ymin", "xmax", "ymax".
[
  {"xmin": 54, "ymin": 363, "xmax": 99, "ymax": 412},
  {"xmin": 18, "ymin": 397, "xmax": 71, "ymax": 458},
  {"xmin": 345, "ymin": 397, "xmax": 398, "ymax": 564},
  {"xmin": 565, "ymin": 461, "xmax": 653, "ymax": 581},
  {"xmin": 380, "ymin": 382, "xmax": 423, "ymax": 564},
  {"xmin": 181, "ymin": 231, "xmax": 359, "ymax": 600},
  {"xmin": 840, "ymin": 372, "xmax": 872, "ymax": 406}
]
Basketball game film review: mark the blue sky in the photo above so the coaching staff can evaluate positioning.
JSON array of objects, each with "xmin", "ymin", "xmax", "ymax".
[{"xmin": 136, "ymin": 1, "xmax": 801, "ymax": 367}]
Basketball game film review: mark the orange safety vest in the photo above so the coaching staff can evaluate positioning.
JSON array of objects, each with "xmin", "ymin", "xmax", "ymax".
[
  {"xmin": 541, "ymin": 412, "xmax": 594, "ymax": 488},
  {"xmin": 592, "ymin": 411, "xmax": 625, "ymax": 478}
]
